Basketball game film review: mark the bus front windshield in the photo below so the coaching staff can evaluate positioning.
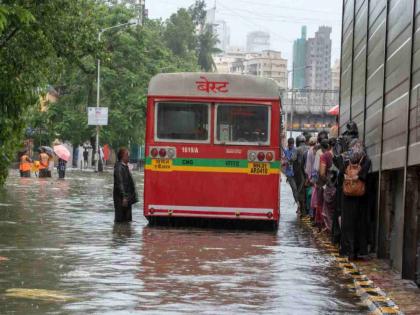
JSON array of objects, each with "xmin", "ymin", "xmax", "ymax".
[
  {"xmin": 156, "ymin": 102, "xmax": 209, "ymax": 141},
  {"xmin": 216, "ymin": 104, "xmax": 270, "ymax": 144}
]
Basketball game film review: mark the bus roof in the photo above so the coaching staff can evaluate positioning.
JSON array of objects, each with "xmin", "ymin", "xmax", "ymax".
[{"xmin": 148, "ymin": 72, "xmax": 280, "ymax": 100}]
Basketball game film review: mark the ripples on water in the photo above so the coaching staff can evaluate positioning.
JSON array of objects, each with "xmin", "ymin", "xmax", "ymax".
[{"xmin": 0, "ymin": 170, "xmax": 367, "ymax": 314}]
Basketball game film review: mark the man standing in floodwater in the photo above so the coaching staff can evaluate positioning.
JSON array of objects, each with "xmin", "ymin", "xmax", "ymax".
[{"xmin": 113, "ymin": 148, "xmax": 138, "ymax": 222}]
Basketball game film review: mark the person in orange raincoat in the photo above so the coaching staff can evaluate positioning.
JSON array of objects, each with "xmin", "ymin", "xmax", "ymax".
[
  {"xmin": 38, "ymin": 149, "xmax": 51, "ymax": 178},
  {"xmin": 19, "ymin": 150, "xmax": 32, "ymax": 177}
]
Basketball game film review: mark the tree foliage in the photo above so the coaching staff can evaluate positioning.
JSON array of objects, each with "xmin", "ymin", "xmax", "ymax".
[
  {"xmin": 0, "ymin": 0, "xmax": 220, "ymax": 185},
  {"xmin": 164, "ymin": 8, "xmax": 197, "ymax": 60},
  {"xmin": 188, "ymin": 0, "xmax": 207, "ymax": 28},
  {"xmin": 189, "ymin": 1, "xmax": 221, "ymax": 71},
  {"xmin": 197, "ymin": 25, "xmax": 221, "ymax": 71},
  {"xmin": 0, "ymin": 0, "xmax": 102, "ymax": 185}
]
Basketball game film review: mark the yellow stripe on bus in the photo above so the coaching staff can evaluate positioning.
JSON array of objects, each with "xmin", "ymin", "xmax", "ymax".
[{"xmin": 145, "ymin": 165, "xmax": 280, "ymax": 175}]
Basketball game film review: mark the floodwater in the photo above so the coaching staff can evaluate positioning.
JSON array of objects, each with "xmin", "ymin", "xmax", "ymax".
[{"xmin": 0, "ymin": 170, "xmax": 368, "ymax": 314}]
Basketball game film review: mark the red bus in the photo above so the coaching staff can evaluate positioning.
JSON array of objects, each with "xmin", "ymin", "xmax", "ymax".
[{"xmin": 144, "ymin": 73, "xmax": 281, "ymax": 229}]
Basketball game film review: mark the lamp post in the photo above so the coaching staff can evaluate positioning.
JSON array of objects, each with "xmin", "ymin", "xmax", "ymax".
[{"xmin": 95, "ymin": 20, "xmax": 138, "ymax": 172}]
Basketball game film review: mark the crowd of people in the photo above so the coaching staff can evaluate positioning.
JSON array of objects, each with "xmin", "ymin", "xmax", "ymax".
[
  {"xmin": 18, "ymin": 147, "xmax": 67, "ymax": 179},
  {"xmin": 282, "ymin": 121, "xmax": 372, "ymax": 260}
]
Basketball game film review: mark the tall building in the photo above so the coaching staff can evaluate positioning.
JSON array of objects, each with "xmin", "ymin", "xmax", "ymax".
[
  {"xmin": 244, "ymin": 50, "xmax": 288, "ymax": 89},
  {"xmin": 246, "ymin": 31, "xmax": 270, "ymax": 53},
  {"xmin": 214, "ymin": 20, "xmax": 230, "ymax": 52},
  {"xmin": 292, "ymin": 26, "xmax": 307, "ymax": 89},
  {"xmin": 205, "ymin": 6, "xmax": 230, "ymax": 52},
  {"xmin": 331, "ymin": 59, "xmax": 340, "ymax": 90},
  {"xmin": 213, "ymin": 49, "xmax": 253, "ymax": 74},
  {"xmin": 205, "ymin": 6, "xmax": 216, "ymax": 25},
  {"xmin": 213, "ymin": 49, "xmax": 288, "ymax": 88},
  {"xmin": 305, "ymin": 26, "xmax": 332, "ymax": 90}
]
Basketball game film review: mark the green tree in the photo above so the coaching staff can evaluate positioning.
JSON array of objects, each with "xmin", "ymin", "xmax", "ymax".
[
  {"xmin": 188, "ymin": 1, "xmax": 221, "ymax": 71},
  {"xmin": 164, "ymin": 8, "xmax": 197, "ymax": 60},
  {"xmin": 1, "ymin": 0, "xmax": 213, "ymax": 185},
  {"xmin": 0, "ymin": 0, "xmax": 102, "ymax": 185},
  {"xmin": 31, "ymin": 6, "xmax": 198, "ymax": 152},
  {"xmin": 188, "ymin": 0, "xmax": 207, "ymax": 28},
  {"xmin": 197, "ymin": 25, "xmax": 221, "ymax": 71}
]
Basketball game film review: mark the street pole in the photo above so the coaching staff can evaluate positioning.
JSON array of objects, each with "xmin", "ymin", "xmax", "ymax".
[
  {"xmin": 284, "ymin": 93, "xmax": 288, "ymax": 142},
  {"xmin": 95, "ymin": 31, "xmax": 102, "ymax": 173},
  {"xmin": 290, "ymin": 89, "xmax": 294, "ymax": 139},
  {"xmin": 289, "ymin": 63, "xmax": 295, "ymax": 139},
  {"xmin": 94, "ymin": 20, "xmax": 139, "ymax": 173}
]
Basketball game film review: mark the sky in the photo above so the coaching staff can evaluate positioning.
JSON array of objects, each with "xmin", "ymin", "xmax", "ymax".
[{"xmin": 146, "ymin": 0, "xmax": 342, "ymax": 68}]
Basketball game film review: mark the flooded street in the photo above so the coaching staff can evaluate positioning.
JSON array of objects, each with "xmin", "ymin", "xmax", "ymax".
[{"xmin": 0, "ymin": 170, "xmax": 368, "ymax": 314}]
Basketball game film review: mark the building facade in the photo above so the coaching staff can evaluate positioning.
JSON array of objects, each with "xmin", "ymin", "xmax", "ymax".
[
  {"xmin": 246, "ymin": 31, "xmax": 270, "ymax": 53},
  {"xmin": 331, "ymin": 59, "xmax": 340, "ymax": 90},
  {"xmin": 305, "ymin": 26, "xmax": 332, "ymax": 90},
  {"xmin": 214, "ymin": 20, "xmax": 230, "ymax": 52},
  {"xmin": 292, "ymin": 26, "xmax": 307, "ymax": 89},
  {"xmin": 244, "ymin": 50, "xmax": 288, "ymax": 89},
  {"xmin": 213, "ymin": 50, "xmax": 288, "ymax": 89},
  {"xmin": 340, "ymin": 0, "xmax": 420, "ymax": 285}
]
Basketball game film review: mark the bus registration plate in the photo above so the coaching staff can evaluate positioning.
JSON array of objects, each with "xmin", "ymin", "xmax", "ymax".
[
  {"xmin": 151, "ymin": 159, "xmax": 173, "ymax": 171},
  {"xmin": 248, "ymin": 162, "xmax": 270, "ymax": 175}
]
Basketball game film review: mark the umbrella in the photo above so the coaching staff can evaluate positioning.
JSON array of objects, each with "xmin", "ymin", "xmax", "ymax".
[
  {"xmin": 328, "ymin": 104, "xmax": 339, "ymax": 116},
  {"xmin": 40, "ymin": 146, "xmax": 54, "ymax": 156},
  {"xmin": 53, "ymin": 145, "xmax": 70, "ymax": 162}
]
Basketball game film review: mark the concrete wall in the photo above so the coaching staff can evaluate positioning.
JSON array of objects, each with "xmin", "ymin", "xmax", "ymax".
[{"xmin": 340, "ymin": 0, "xmax": 420, "ymax": 283}]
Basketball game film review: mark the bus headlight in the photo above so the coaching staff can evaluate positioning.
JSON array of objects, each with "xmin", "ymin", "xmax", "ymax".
[
  {"xmin": 167, "ymin": 148, "xmax": 175, "ymax": 159},
  {"xmin": 248, "ymin": 151, "xmax": 257, "ymax": 161}
]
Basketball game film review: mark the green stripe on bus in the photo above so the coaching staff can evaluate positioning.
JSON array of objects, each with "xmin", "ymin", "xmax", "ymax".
[{"xmin": 145, "ymin": 157, "xmax": 280, "ymax": 169}]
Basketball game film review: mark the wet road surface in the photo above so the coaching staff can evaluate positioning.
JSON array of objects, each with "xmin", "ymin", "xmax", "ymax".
[{"xmin": 0, "ymin": 170, "xmax": 368, "ymax": 314}]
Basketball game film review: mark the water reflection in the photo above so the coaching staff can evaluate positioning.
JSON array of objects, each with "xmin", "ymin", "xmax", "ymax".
[
  {"xmin": 137, "ymin": 227, "xmax": 278, "ymax": 313},
  {"xmin": 112, "ymin": 223, "xmax": 135, "ymax": 246}
]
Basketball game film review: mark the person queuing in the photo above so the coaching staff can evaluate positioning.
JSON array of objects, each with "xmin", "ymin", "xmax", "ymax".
[
  {"xmin": 282, "ymin": 138, "xmax": 299, "ymax": 210},
  {"xmin": 319, "ymin": 139, "xmax": 336, "ymax": 233},
  {"xmin": 305, "ymin": 137, "xmax": 317, "ymax": 219},
  {"xmin": 333, "ymin": 122, "xmax": 371, "ymax": 260},
  {"xmin": 310, "ymin": 131, "xmax": 328, "ymax": 229},
  {"xmin": 19, "ymin": 150, "xmax": 32, "ymax": 178},
  {"xmin": 113, "ymin": 148, "xmax": 138, "ymax": 223},
  {"xmin": 294, "ymin": 135, "xmax": 308, "ymax": 216},
  {"xmin": 38, "ymin": 148, "xmax": 51, "ymax": 178}
]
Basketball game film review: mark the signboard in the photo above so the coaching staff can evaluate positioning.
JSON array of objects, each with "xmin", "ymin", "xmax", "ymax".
[
  {"xmin": 248, "ymin": 162, "xmax": 270, "ymax": 175},
  {"xmin": 88, "ymin": 107, "xmax": 108, "ymax": 126}
]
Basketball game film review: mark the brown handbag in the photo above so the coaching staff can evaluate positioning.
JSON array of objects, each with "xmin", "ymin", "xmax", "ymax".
[{"xmin": 343, "ymin": 156, "xmax": 366, "ymax": 197}]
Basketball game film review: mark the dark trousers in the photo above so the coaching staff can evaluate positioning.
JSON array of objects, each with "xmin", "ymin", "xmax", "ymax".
[
  {"xmin": 298, "ymin": 185, "xmax": 307, "ymax": 214},
  {"xmin": 39, "ymin": 169, "xmax": 51, "ymax": 178},
  {"xmin": 340, "ymin": 195, "xmax": 368, "ymax": 258},
  {"xmin": 287, "ymin": 176, "xmax": 299, "ymax": 204},
  {"xmin": 58, "ymin": 170, "xmax": 65, "ymax": 179},
  {"xmin": 20, "ymin": 171, "xmax": 30, "ymax": 177},
  {"xmin": 113, "ymin": 192, "xmax": 133, "ymax": 222}
]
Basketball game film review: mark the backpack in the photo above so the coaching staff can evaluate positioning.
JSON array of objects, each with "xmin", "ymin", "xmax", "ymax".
[{"xmin": 343, "ymin": 156, "xmax": 365, "ymax": 197}]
